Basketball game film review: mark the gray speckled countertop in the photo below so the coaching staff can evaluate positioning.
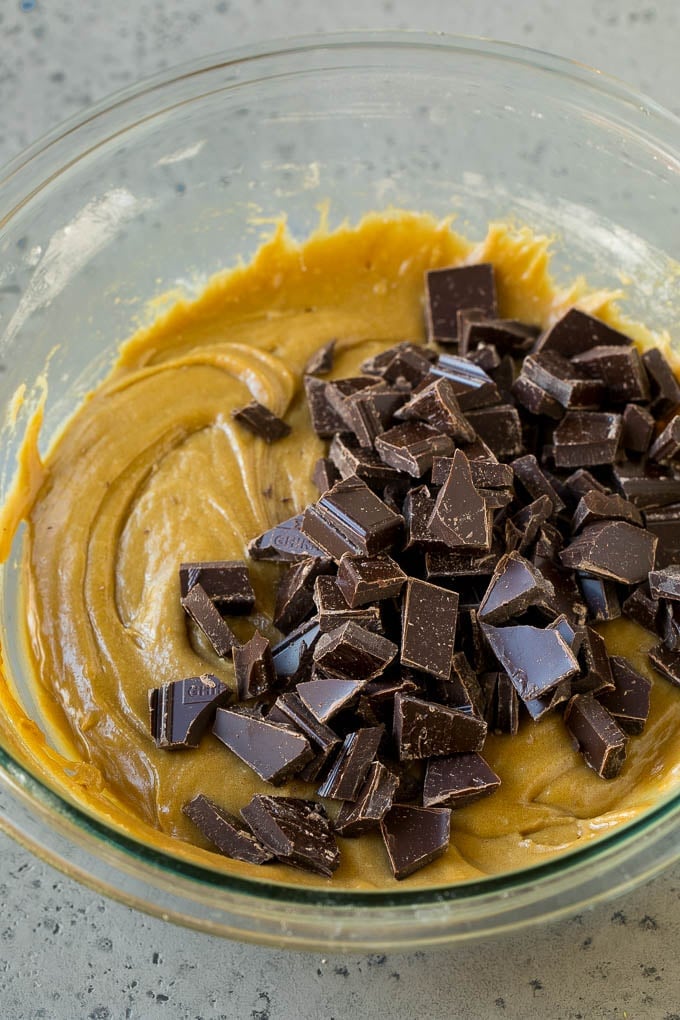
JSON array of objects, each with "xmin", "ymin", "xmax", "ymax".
[{"xmin": 3, "ymin": 2, "xmax": 680, "ymax": 1018}]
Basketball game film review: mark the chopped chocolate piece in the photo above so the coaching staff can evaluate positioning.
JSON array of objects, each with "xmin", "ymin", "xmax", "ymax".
[
  {"xmin": 537, "ymin": 308, "xmax": 633, "ymax": 357},
  {"xmin": 271, "ymin": 617, "xmax": 320, "ymax": 685},
  {"xmin": 149, "ymin": 674, "xmax": 230, "ymax": 750},
  {"xmin": 213, "ymin": 708, "xmax": 313, "ymax": 783},
  {"xmin": 523, "ymin": 678, "xmax": 572, "ymax": 721},
  {"xmin": 312, "ymin": 457, "xmax": 339, "ymax": 494},
  {"xmin": 572, "ymin": 490, "xmax": 644, "ymax": 533},
  {"xmin": 612, "ymin": 463, "xmax": 680, "ymax": 510},
  {"xmin": 464, "ymin": 405, "xmax": 523, "ymax": 459},
  {"xmin": 649, "ymin": 565, "xmax": 680, "ymax": 601},
  {"xmin": 564, "ymin": 468, "xmax": 610, "ymax": 500},
  {"xmin": 534, "ymin": 523, "xmax": 564, "ymax": 560},
  {"xmin": 564, "ymin": 693, "xmax": 627, "ymax": 779},
  {"xmin": 560, "ymin": 520, "xmax": 657, "ymax": 585},
  {"xmin": 304, "ymin": 339, "xmax": 336, "ymax": 376},
  {"xmin": 649, "ymin": 414, "xmax": 680, "ymax": 464},
  {"xmin": 548, "ymin": 613, "xmax": 582, "ymax": 653},
  {"xmin": 512, "ymin": 373, "xmax": 565, "ymax": 419},
  {"xmin": 181, "ymin": 583, "xmax": 239, "ymax": 658},
  {"xmin": 577, "ymin": 573, "xmax": 621, "ymax": 622},
  {"xmin": 532, "ymin": 556, "xmax": 587, "ymax": 624},
  {"xmin": 313, "ymin": 575, "xmax": 383, "ymax": 634},
  {"xmin": 553, "ymin": 411, "xmax": 622, "ymax": 468},
  {"xmin": 324, "ymin": 375, "xmax": 379, "ymax": 418},
  {"xmin": 642, "ymin": 347, "xmax": 680, "ymax": 416},
  {"xmin": 356, "ymin": 676, "xmax": 419, "ymax": 726},
  {"xmin": 645, "ymin": 505, "xmax": 680, "ymax": 567},
  {"xmin": 179, "ymin": 560, "xmax": 255, "ymax": 611},
  {"xmin": 328, "ymin": 433, "xmax": 400, "ymax": 483},
  {"xmin": 443, "ymin": 651, "xmax": 486, "ymax": 716},
  {"xmin": 395, "ymin": 377, "xmax": 476, "ymax": 442},
  {"xmin": 649, "ymin": 644, "xmax": 680, "ymax": 687},
  {"xmin": 423, "ymin": 753, "xmax": 501, "ymax": 808},
  {"xmin": 522, "ymin": 350, "xmax": 606, "ymax": 409},
  {"xmin": 313, "ymin": 621, "xmax": 398, "ymax": 681},
  {"xmin": 621, "ymin": 403, "xmax": 654, "ymax": 454},
  {"xmin": 317, "ymin": 726, "xmax": 384, "ymax": 800},
  {"xmin": 394, "ymin": 694, "xmax": 486, "ymax": 759},
  {"xmin": 334, "ymin": 761, "xmax": 399, "ymax": 836},
  {"xmin": 425, "ymin": 543, "xmax": 500, "ymax": 580},
  {"xmin": 270, "ymin": 692, "xmax": 340, "ymax": 754},
  {"xmin": 234, "ymin": 631, "xmax": 276, "ymax": 700},
  {"xmin": 430, "ymin": 354, "xmax": 502, "ymax": 410},
  {"xmin": 478, "ymin": 551, "xmax": 553, "ymax": 625},
  {"xmin": 248, "ymin": 513, "xmax": 328, "ymax": 562},
  {"xmin": 511, "ymin": 454, "xmax": 564, "ymax": 513},
  {"xmin": 660, "ymin": 599, "xmax": 680, "ymax": 651},
  {"xmin": 425, "ymin": 263, "xmax": 497, "ymax": 341},
  {"xmin": 598, "ymin": 656, "xmax": 652, "ymax": 735},
  {"xmin": 297, "ymin": 676, "xmax": 366, "ymax": 723},
  {"xmin": 506, "ymin": 495, "xmax": 554, "ymax": 555},
  {"xmin": 304, "ymin": 376, "xmax": 350, "ymax": 437},
  {"xmin": 571, "ymin": 345, "xmax": 649, "ymax": 404},
  {"xmin": 381, "ymin": 804, "xmax": 451, "ymax": 880},
  {"xmin": 403, "ymin": 485, "xmax": 440, "ymax": 548},
  {"xmin": 400, "ymin": 578, "xmax": 459, "ymax": 680},
  {"xmin": 483, "ymin": 671, "xmax": 520, "ymax": 734},
  {"xmin": 622, "ymin": 583, "xmax": 662, "ymax": 633},
  {"xmin": 481, "ymin": 623, "xmax": 579, "ymax": 700},
  {"xmin": 273, "ymin": 557, "xmax": 332, "ymax": 634},
  {"xmin": 361, "ymin": 341, "xmax": 437, "ymax": 377},
  {"xmin": 459, "ymin": 435, "xmax": 500, "ymax": 462},
  {"xmin": 573, "ymin": 625, "xmax": 614, "ymax": 695},
  {"xmin": 374, "ymin": 421, "xmax": 454, "ymax": 477},
  {"xmin": 182, "ymin": 794, "xmax": 274, "ymax": 864},
  {"xmin": 336, "ymin": 553, "xmax": 407, "ymax": 608},
  {"xmin": 301, "ymin": 476, "xmax": 403, "ymax": 561},
  {"xmin": 241, "ymin": 796, "xmax": 340, "ymax": 876},
  {"xmin": 341, "ymin": 387, "xmax": 407, "ymax": 448},
  {"xmin": 428, "ymin": 449, "xmax": 491, "ymax": 551},
  {"xmin": 461, "ymin": 317, "xmax": 535, "ymax": 358},
  {"xmin": 232, "ymin": 400, "xmax": 291, "ymax": 442},
  {"xmin": 297, "ymin": 743, "xmax": 340, "ymax": 784},
  {"xmin": 380, "ymin": 346, "xmax": 434, "ymax": 387}
]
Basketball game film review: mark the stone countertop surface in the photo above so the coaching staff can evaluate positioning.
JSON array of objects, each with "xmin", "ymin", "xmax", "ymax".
[{"xmin": 2, "ymin": 1, "xmax": 680, "ymax": 1018}]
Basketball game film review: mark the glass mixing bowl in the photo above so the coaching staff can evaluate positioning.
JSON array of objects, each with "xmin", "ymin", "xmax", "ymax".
[{"xmin": 2, "ymin": 33, "xmax": 680, "ymax": 951}]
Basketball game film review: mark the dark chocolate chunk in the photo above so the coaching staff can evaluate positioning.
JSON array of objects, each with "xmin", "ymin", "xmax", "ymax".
[
  {"xmin": 553, "ymin": 411, "xmax": 622, "ymax": 467},
  {"xmin": 374, "ymin": 421, "xmax": 454, "ymax": 477},
  {"xmin": 439, "ymin": 651, "xmax": 486, "ymax": 716},
  {"xmin": 429, "ymin": 354, "xmax": 502, "ymax": 410},
  {"xmin": 660, "ymin": 599, "xmax": 680, "ymax": 651},
  {"xmin": 649, "ymin": 565, "xmax": 680, "ymax": 601},
  {"xmin": 312, "ymin": 457, "xmax": 340, "ymax": 494},
  {"xmin": 400, "ymin": 578, "xmax": 459, "ymax": 680},
  {"xmin": 181, "ymin": 583, "xmax": 239, "ymax": 658},
  {"xmin": 573, "ymin": 625, "xmax": 614, "ymax": 695},
  {"xmin": 425, "ymin": 544, "xmax": 500, "ymax": 580},
  {"xmin": 641, "ymin": 346, "xmax": 680, "ymax": 416},
  {"xmin": 645, "ymin": 505, "xmax": 680, "ymax": 568},
  {"xmin": 394, "ymin": 694, "xmax": 486, "ymax": 759},
  {"xmin": 356, "ymin": 676, "xmax": 419, "ymax": 726},
  {"xmin": 182, "ymin": 794, "xmax": 274, "ymax": 864},
  {"xmin": 361, "ymin": 341, "xmax": 437, "ymax": 378},
  {"xmin": 598, "ymin": 656, "xmax": 652, "ymax": 735},
  {"xmin": 334, "ymin": 761, "xmax": 399, "ymax": 836},
  {"xmin": 481, "ymin": 622, "xmax": 579, "ymax": 700},
  {"xmin": 478, "ymin": 551, "xmax": 553, "ymax": 625},
  {"xmin": 431, "ymin": 455, "xmax": 511, "ymax": 489},
  {"xmin": 537, "ymin": 308, "xmax": 633, "ymax": 357},
  {"xmin": 395, "ymin": 377, "xmax": 476, "ymax": 442},
  {"xmin": 248, "ymin": 513, "xmax": 328, "ymax": 562},
  {"xmin": 511, "ymin": 454, "xmax": 565, "ymax": 514},
  {"xmin": 271, "ymin": 617, "xmax": 320, "ymax": 684},
  {"xmin": 461, "ymin": 317, "xmax": 535, "ymax": 358},
  {"xmin": 270, "ymin": 692, "xmax": 340, "ymax": 754},
  {"xmin": 149, "ymin": 674, "xmax": 230, "ymax": 750},
  {"xmin": 425, "ymin": 263, "xmax": 497, "ymax": 341},
  {"xmin": 403, "ymin": 484, "xmax": 440, "ymax": 549},
  {"xmin": 380, "ymin": 346, "xmax": 434, "ymax": 387},
  {"xmin": 519, "ymin": 350, "xmax": 605, "ymax": 409},
  {"xmin": 232, "ymin": 400, "xmax": 291, "ymax": 442},
  {"xmin": 532, "ymin": 556, "xmax": 587, "ymax": 624},
  {"xmin": 649, "ymin": 414, "xmax": 680, "ymax": 464},
  {"xmin": 423, "ymin": 753, "xmax": 500, "ymax": 808},
  {"xmin": 621, "ymin": 403, "xmax": 654, "ymax": 454},
  {"xmin": 304, "ymin": 339, "xmax": 336, "ymax": 376},
  {"xmin": 612, "ymin": 463, "xmax": 680, "ymax": 510},
  {"xmin": 577, "ymin": 573, "xmax": 621, "ymax": 622},
  {"xmin": 380, "ymin": 804, "xmax": 451, "ymax": 880},
  {"xmin": 505, "ymin": 495, "xmax": 554, "ymax": 555},
  {"xmin": 213, "ymin": 708, "xmax": 313, "ymax": 783},
  {"xmin": 564, "ymin": 468, "xmax": 610, "ymax": 500},
  {"xmin": 649, "ymin": 644, "xmax": 680, "ymax": 687},
  {"xmin": 564, "ymin": 693, "xmax": 627, "ymax": 779},
  {"xmin": 234, "ymin": 631, "xmax": 276, "ymax": 700},
  {"xmin": 428, "ymin": 449, "xmax": 491, "ymax": 551},
  {"xmin": 482, "ymin": 671, "xmax": 519, "ymax": 734},
  {"xmin": 329, "ymin": 433, "xmax": 400, "ymax": 483},
  {"xmin": 336, "ymin": 553, "xmax": 407, "ymax": 608},
  {"xmin": 622, "ymin": 583, "xmax": 662, "ymax": 633},
  {"xmin": 317, "ymin": 726, "xmax": 384, "ymax": 800},
  {"xmin": 313, "ymin": 621, "xmax": 398, "ymax": 681},
  {"xmin": 571, "ymin": 344, "xmax": 649, "ymax": 404},
  {"xmin": 304, "ymin": 376, "xmax": 350, "ymax": 437},
  {"xmin": 560, "ymin": 520, "xmax": 657, "ymax": 584},
  {"xmin": 341, "ymin": 387, "xmax": 407, "ymax": 448},
  {"xmin": 571, "ymin": 490, "xmax": 643, "ymax": 533},
  {"xmin": 464, "ymin": 405, "xmax": 523, "ymax": 460},
  {"xmin": 179, "ymin": 560, "xmax": 255, "ymax": 611},
  {"xmin": 313, "ymin": 575, "xmax": 383, "ymax": 633},
  {"xmin": 241, "ymin": 795, "xmax": 340, "ymax": 876},
  {"xmin": 273, "ymin": 557, "xmax": 332, "ymax": 633},
  {"xmin": 301, "ymin": 476, "xmax": 403, "ymax": 561},
  {"xmin": 324, "ymin": 375, "xmax": 379, "ymax": 417},
  {"xmin": 296, "ymin": 676, "xmax": 366, "ymax": 723},
  {"xmin": 523, "ymin": 678, "xmax": 572, "ymax": 721},
  {"xmin": 512, "ymin": 375, "xmax": 564, "ymax": 419}
]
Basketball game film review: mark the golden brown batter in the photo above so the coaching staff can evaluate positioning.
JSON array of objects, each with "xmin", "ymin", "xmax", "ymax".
[{"xmin": 3, "ymin": 210, "xmax": 680, "ymax": 889}]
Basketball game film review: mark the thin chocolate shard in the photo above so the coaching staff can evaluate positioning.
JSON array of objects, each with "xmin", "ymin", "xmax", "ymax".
[
  {"xmin": 537, "ymin": 308, "xmax": 633, "ymax": 357},
  {"xmin": 313, "ymin": 575, "xmax": 383, "ymax": 634},
  {"xmin": 297, "ymin": 677, "xmax": 366, "ymax": 723},
  {"xmin": 213, "ymin": 708, "xmax": 313, "ymax": 784},
  {"xmin": 423, "ymin": 753, "xmax": 501, "ymax": 808},
  {"xmin": 660, "ymin": 599, "xmax": 680, "ymax": 651},
  {"xmin": 573, "ymin": 626, "xmax": 614, "ymax": 695},
  {"xmin": 437, "ymin": 651, "xmax": 486, "ymax": 716},
  {"xmin": 312, "ymin": 457, "xmax": 339, "ymax": 494},
  {"xmin": 270, "ymin": 692, "xmax": 340, "ymax": 754},
  {"xmin": 400, "ymin": 578, "xmax": 459, "ymax": 681},
  {"xmin": 425, "ymin": 263, "xmax": 497, "ymax": 341},
  {"xmin": 649, "ymin": 644, "xmax": 680, "ymax": 687},
  {"xmin": 571, "ymin": 491, "xmax": 643, "ymax": 532},
  {"xmin": 313, "ymin": 621, "xmax": 398, "ymax": 681},
  {"xmin": 645, "ymin": 505, "xmax": 680, "ymax": 568},
  {"xmin": 482, "ymin": 671, "xmax": 519, "ymax": 734},
  {"xmin": 232, "ymin": 400, "xmax": 291, "ymax": 442},
  {"xmin": 598, "ymin": 656, "xmax": 652, "ymax": 735},
  {"xmin": 465, "ymin": 405, "xmax": 524, "ymax": 460},
  {"xmin": 241, "ymin": 795, "xmax": 340, "ymax": 876},
  {"xmin": 477, "ymin": 551, "xmax": 553, "ymax": 625},
  {"xmin": 304, "ymin": 376, "xmax": 350, "ymax": 437},
  {"xmin": 179, "ymin": 560, "xmax": 255, "ymax": 611},
  {"xmin": 395, "ymin": 377, "xmax": 476, "ymax": 442},
  {"xmin": 234, "ymin": 631, "xmax": 276, "ymax": 700},
  {"xmin": 403, "ymin": 485, "xmax": 440, "ymax": 549},
  {"xmin": 641, "ymin": 347, "xmax": 680, "ymax": 416},
  {"xmin": 182, "ymin": 794, "xmax": 274, "ymax": 864},
  {"xmin": 329, "ymin": 433, "xmax": 400, "ymax": 483},
  {"xmin": 572, "ymin": 345, "xmax": 649, "ymax": 404},
  {"xmin": 304, "ymin": 339, "xmax": 336, "ymax": 376},
  {"xmin": 271, "ymin": 617, "xmax": 320, "ymax": 685},
  {"xmin": 336, "ymin": 553, "xmax": 407, "ymax": 608},
  {"xmin": 394, "ymin": 693, "xmax": 486, "ymax": 760},
  {"xmin": 430, "ymin": 354, "xmax": 502, "ymax": 410},
  {"xmin": 181, "ymin": 583, "xmax": 239, "ymax": 658},
  {"xmin": 553, "ymin": 411, "xmax": 622, "ymax": 468},
  {"xmin": 511, "ymin": 454, "xmax": 565, "ymax": 514},
  {"xmin": 428, "ymin": 449, "xmax": 491, "ymax": 551},
  {"xmin": 334, "ymin": 761, "xmax": 399, "ymax": 836},
  {"xmin": 577, "ymin": 573, "xmax": 621, "ymax": 622},
  {"xmin": 301, "ymin": 476, "xmax": 404, "ymax": 561},
  {"xmin": 559, "ymin": 520, "xmax": 657, "ymax": 585},
  {"xmin": 317, "ymin": 726, "xmax": 384, "ymax": 800},
  {"xmin": 622, "ymin": 583, "xmax": 662, "ymax": 633},
  {"xmin": 649, "ymin": 565, "xmax": 680, "ymax": 601},
  {"xmin": 564, "ymin": 693, "xmax": 628, "ymax": 779},
  {"xmin": 374, "ymin": 421, "xmax": 454, "ymax": 477},
  {"xmin": 649, "ymin": 414, "xmax": 680, "ymax": 464},
  {"xmin": 621, "ymin": 403, "xmax": 654, "ymax": 454},
  {"xmin": 149, "ymin": 674, "xmax": 230, "ymax": 749},
  {"xmin": 248, "ymin": 513, "xmax": 328, "ymax": 563},
  {"xmin": 481, "ymin": 623, "xmax": 579, "ymax": 700},
  {"xmin": 273, "ymin": 557, "xmax": 332, "ymax": 633},
  {"xmin": 380, "ymin": 804, "xmax": 451, "ymax": 880}
]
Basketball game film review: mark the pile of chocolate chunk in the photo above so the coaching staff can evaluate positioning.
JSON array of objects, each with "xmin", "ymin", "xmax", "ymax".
[{"xmin": 149, "ymin": 262, "xmax": 680, "ymax": 881}]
